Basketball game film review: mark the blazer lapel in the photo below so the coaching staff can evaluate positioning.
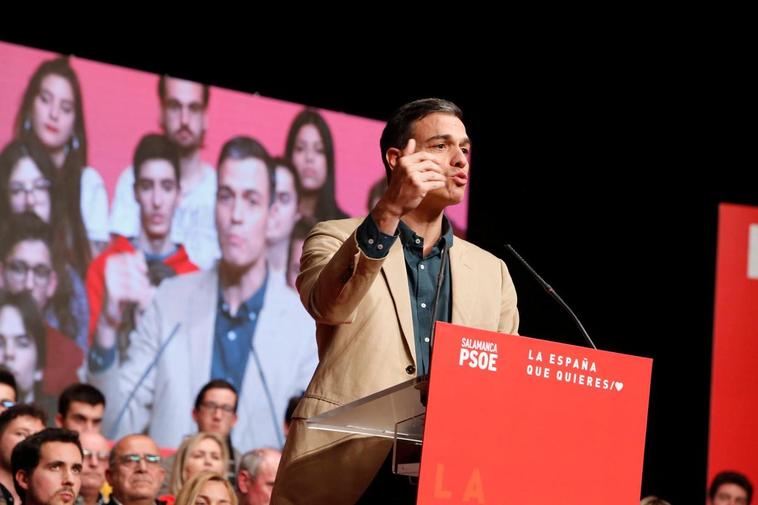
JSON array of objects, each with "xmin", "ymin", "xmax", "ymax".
[
  {"xmin": 186, "ymin": 269, "xmax": 218, "ymax": 396},
  {"xmin": 381, "ymin": 240, "xmax": 416, "ymax": 363},
  {"xmin": 449, "ymin": 241, "xmax": 474, "ymax": 326}
]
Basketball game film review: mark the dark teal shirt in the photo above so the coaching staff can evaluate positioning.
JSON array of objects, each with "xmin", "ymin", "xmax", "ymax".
[
  {"xmin": 211, "ymin": 272, "xmax": 268, "ymax": 392},
  {"xmin": 356, "ymin": 215, "xmax": 453, "ymax": 376}
]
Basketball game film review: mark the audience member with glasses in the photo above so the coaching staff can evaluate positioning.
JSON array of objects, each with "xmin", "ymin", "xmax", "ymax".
[
  {"xmin": 0, "ymin": 216, "xmax": 84, "ymax": 407},
  {"xmin": 0, "ymin": 139, "xmax": 91, "ymax": 352},
  {"xmin": 191, "ymin": 381, "xmax": 240, "ymax": 486},
  {"xmin": 106, "ymin": 434, "xmax": 165, "ymax": 505},
  {"xmin": 78, "ymin": 431, "xmax": 110, "ymax": 505}
]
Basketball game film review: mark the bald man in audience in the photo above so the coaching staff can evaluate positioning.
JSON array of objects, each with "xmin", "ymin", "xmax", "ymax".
[
  {"xmin": 106, "ymin": 435, "xmax": 165, "ymax": 505},
  {"xmin": 236, "ymin": 449, "xmax": 280, "ymax": 505}
]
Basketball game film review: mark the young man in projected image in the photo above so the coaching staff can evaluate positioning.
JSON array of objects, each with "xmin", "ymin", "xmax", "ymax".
[
  {"xmin": 86, "ymin": 134, "xmax": 198, "ymax": 358},
  {"xmin": 109, "ymin": 76, "xmax": 219, "ymax": 269},
  {"xmin": 88, "ymin": 136, "xmax": 318, "ymax": 456},
  {"xmin": 265, "ymin": 157, "xmax": 302, "ymax": 285},
  {"xmin": 272, "ymin": 98, "xmax": 519, "ymax": 505}
]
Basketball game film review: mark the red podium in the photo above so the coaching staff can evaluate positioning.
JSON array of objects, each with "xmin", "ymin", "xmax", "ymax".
[{"xmin": 307, "ymin": 322, "xmax": 652, "ymax": 504}]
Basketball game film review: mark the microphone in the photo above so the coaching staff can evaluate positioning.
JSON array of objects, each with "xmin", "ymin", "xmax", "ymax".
[
  {"xmin": 109, "ymin": 322, "xmax": 182, "ymax": 439},
  {"xmin": 504, "ymin": 245, "xmax": 597, "ymax": 350}
]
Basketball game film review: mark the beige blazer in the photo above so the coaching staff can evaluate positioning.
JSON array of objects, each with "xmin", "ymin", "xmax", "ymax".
[{"xmin": 272, "ymin": 217, "xmax": 518, "ymax": 505}]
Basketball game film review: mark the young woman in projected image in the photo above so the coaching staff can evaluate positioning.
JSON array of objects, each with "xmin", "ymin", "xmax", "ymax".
[
  {"xmin": 0, "ymin": 139, "xmax": 90, "ymax": 351},
  {"xmin": 13, "ymin": 55, "xmax": 109, "ymax": 267},
  {"xmin": 0, "ymin": 290, "xmax": 56, "ymax": 413},
  {"xmin": 285, "ymin": 108, "xmax": 348, "ymax": 222}
]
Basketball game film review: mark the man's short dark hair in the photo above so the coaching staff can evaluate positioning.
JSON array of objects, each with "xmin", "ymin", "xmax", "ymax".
[
  {"xmin": 0, "ymin": 367, "xmax": 17, "ymax": 401},
  {"xmin": 12, "ymin": 428, "xmax": 82, "ymax": 502},
  {"xmin": 57, "ymin": 383, "xmax": 106, "ymax": 417},
  {"xmin": 379, "ymin": 98, "xmax": 463, "ymax": 179},
  {"xmin": 216, "ymin": 136, "xmax": 276, "ymax": 207},
  {"xmin": 132, "ymin": 133, "xmax": 181, "ymax": 184},
  {"xmin": 0, "ymin": 212, "xmax": 53, "ymax": 262},
  {"xmin": 158, "ymin": 75, "xmax": 210, "ymax": 107},
  {"xmin": 269, "ymin": 156, "xmax": 302, "ymax": 203},
  {"xmin": 285, "ymin": 393, "xmax": 304, "ymax": 426},
  {"xmin": 194, "ymin": 380, "xmax": 238, "ymax": 413},
  {"xmin": 0, "ymin": 404, "xmax": 47, "ymax": 440},
  {"xmin": 709, "ymin": 470, "xmax": 753, "ymax": 504}
]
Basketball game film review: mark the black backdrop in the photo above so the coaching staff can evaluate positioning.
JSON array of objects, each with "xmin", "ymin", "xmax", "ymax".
[{"xmin": 3, "ymin": 32, "xmax": 752, "ymax": 504}]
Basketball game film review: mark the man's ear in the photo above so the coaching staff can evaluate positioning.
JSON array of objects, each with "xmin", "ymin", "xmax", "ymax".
[
  {"xmin": 45, "ymin": 269, "xmax": 58, "ymax": 300},
  {"xmin": 15, "ymin": 469, "xmax": 30, "ymax": 492},
  {"xmin": 55, "ymin": 412, "xmax": 64, "ymax": 428},
  {"xmin": 385, "ymin": 148, "xmax": 402, "ymax": 172},
  {"xmin": 237, "ymin": 469, "xmax": 250, "ymax": 493}
]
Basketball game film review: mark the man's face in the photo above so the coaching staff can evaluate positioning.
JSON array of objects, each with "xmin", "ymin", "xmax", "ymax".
[
  {"xmin": 106, "ymin": 435, "xmax": 165, "ymax": 503},
  {"xmin": 403, "ymin": 112, "xmax": 470, "ymax": 209},
  {"xmin": 160, "ymin": 78, "xmax": 206, "ymax": 153},
  {"xmin": 215, "ymin": 157, "xmax": 271, "ymax": 271},
  {"xmin": 0, "ymin": 305, "xmax": 40, "ymax": 396},
  {"xmin": 134, "ymin": 159, "xmax": 180, "ymax": 241},
  {"xmin": 239, "ymin": 452, "xmax": 280, "ymax": 505},
  {"xmin": 0, "ymin": 415, "xmax": 45, "ymax": 469},
  {"xmin": 266, "ymin": 166, "xmax": 300, "ymax": 244},
  {"xmin": 712, "ymin": 483, "xmax": 749, "ymax": 505},
  {"xmin": 192, "ymin": 388, "xmax": 237, "ymax": 437},
  {"xmin": 1, "ymin": 240, "xmax": 57, "ymax": 309},
  {"xmin": 56, "ymin": 401, "xmax": 104, "ymax": 435},
  {"xmin": 78, "ymin": 432, "xmax": 109, "ymax": 498},
  {"xmin": 17, "ymin": 441, "xmax": 82, "ymax": 505}
]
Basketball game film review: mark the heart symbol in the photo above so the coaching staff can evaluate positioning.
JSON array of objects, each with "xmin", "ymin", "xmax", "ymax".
[{"xmin": 615, "ymin": 382, "xmax": 624, "ymax": 392}]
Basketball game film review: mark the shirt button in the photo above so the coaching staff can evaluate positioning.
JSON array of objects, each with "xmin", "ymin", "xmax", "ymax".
[
  {"xmin": 377, "ymin": 244, "xmax": 384, "ymax": 250},
  {"xmin": 424, "ymin": 337, "xmax": 430, "ymax": 343},
  {"xmin": 227, "ymin": 330, "xmax": 237, "ymax": 341},
  {"xmin": 368, "ymin": 238, "xmax": 375, "ymax": 245},
  {"xmin": 415, "ymin": 238, "xmax": 421, "ymax": 244},
  {"xmin": 420, "ymin": 302, "xmax": 427, "ymax": 309},
  {"xmin": 405, "ymin": 365, "xmax": 416, "ymax": 375},
  {"xmin": 419, "ymin": 264, "xmax": 425, "ymax": 270},
  {"xmin": 249, "ymin": 312, "xmax": 257, "ymax": 321}
]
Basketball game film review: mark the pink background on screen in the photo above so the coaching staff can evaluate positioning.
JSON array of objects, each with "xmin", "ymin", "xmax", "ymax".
[{"xmin": 0, "ymin": 41, "xmax": 468, "ymax": 230}]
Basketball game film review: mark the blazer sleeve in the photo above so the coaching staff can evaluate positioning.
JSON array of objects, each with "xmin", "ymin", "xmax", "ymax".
[
  {"xmin": 296, "ymin": 219, "xmax": 387, "ymax": 326},
  {"xmin": 498, "ymin": 258, "xmax": 520, "ymax": 335}
]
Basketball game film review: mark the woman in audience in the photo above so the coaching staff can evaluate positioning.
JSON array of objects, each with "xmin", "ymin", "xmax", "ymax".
[
  {"xmin": 174, "ymin": 471, "xmax": 237, "ymax": 505},
  {"xmin": 169, "ymin": 432, "xmax": 229, "ymax": 496}
]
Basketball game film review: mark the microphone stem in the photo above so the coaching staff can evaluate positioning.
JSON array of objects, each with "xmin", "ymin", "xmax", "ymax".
[{"xmin": 504, "ymin": 244, "xmax": 597, "ymax": 350}]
